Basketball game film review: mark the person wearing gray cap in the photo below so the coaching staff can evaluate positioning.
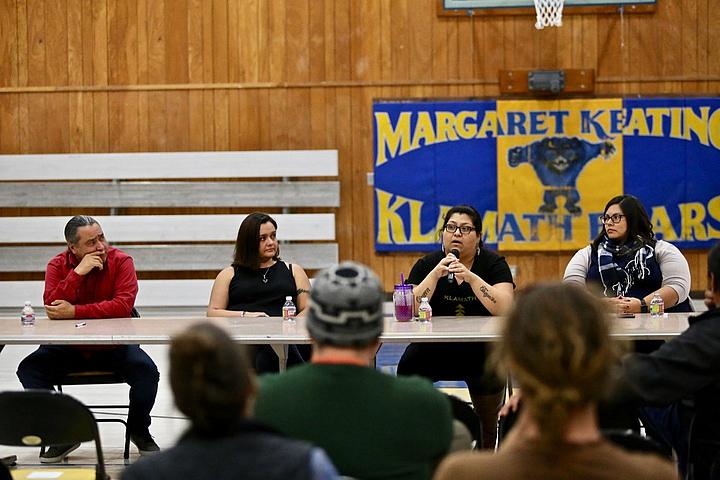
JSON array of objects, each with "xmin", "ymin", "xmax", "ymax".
[{"xmin": 254, "ymin": 261, "xmax": 453, "ymax": 480}]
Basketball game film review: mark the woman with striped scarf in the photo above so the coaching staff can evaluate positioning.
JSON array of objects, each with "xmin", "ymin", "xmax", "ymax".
[{"xmin": 563, "ymin": 194, "xmax": 692, "ymax": 322}]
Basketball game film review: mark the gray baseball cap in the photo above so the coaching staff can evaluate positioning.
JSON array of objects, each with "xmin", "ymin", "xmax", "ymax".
[{"xmin": 306, "ymin": 261, "xmax": 384, "ymax": 347}]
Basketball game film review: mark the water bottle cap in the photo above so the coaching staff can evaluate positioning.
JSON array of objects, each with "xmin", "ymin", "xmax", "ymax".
[
  {"xmin": 421, "ymin": 297, "xmax": 428, "ymax": 302},
  {"xmin": 285, "ymin": 296, "xmax": 292, "ymax": 300},
  {"xmin": 24, "ymin": 301, "xmax": 31, "ymax": 306}
]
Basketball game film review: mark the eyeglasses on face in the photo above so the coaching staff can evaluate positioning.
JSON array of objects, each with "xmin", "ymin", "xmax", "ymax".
[
  {"xmin": 600, "ymin": 214, "xmax": 625, "ymax": 225},
  {"xmin": 444, "ymin": 223, "xmax": 475, "ymax": 235}
]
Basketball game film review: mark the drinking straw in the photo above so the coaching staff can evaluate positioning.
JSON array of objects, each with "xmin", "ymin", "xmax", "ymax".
[{"xmin": 400, "ymin": 272, "xmax": 405, "ymax": 285}]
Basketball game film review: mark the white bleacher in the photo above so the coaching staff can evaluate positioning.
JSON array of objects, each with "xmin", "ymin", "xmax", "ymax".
[{"xmin": 0, "ymin": 151, "xmax": 339, "ymax": 309}]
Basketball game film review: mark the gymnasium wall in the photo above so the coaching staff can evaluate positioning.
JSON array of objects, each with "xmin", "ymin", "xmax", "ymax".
[{"xmin": 0, "ymin": 0, "xmax": 716, "ymax": 292}]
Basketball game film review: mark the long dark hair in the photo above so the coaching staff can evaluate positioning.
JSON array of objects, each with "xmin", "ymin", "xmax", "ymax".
[
  {"xmin": 438, "ymin": 205, "xmax": 484, "ymax": 249},
  {"xmin": 591, "ymin": 194, "xmax": 655, "ymax": 251},
  {"xmin": 170, "ymin": 323, "xmax": 255, "ymax": 436},
  {"xmin": 232, "ymin": 212, "xmax": 280, "ymax": 270}
]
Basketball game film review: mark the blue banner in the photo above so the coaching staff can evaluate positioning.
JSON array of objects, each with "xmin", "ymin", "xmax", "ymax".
[{"xmin": 373, "ymin": 98, "xmax": 720, "ymax": 252}]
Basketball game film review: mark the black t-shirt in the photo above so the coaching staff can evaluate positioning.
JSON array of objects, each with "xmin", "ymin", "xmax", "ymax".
[
  {"xmin": 227, "ymin": 262, "xmax": 297, "ymax": 316},
  {"xmin": 407, "ymin": 249, "xmax": 514, "ymax": 316}
]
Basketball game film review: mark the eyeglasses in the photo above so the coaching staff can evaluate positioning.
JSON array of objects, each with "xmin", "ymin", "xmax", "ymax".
[
  {"xmin": 444, "ymin": 224, "xmax": 475, "ymax": 235},
  {"xmin": 599, "ymin": 214, "xmax": 626, "ymax": 225}
]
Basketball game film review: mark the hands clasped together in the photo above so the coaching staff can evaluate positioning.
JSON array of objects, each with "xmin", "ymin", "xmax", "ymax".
[
  {"xmin": 605, "ymin": 296, "xmax": 642, "ymax": 314},
  {"xmin": 432, "ymin": 251, "xmax": 475, "ymax": 286}
]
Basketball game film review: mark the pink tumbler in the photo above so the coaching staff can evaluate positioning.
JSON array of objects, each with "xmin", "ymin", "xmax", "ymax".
[{"xmin": 393, "ymin": 284, "xmax": 414, "ymax": 321}]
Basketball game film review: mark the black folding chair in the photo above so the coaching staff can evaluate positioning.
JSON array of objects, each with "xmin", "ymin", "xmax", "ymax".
[
  {"xmin": 55, "ymin": 372, "xmax": 130, "ymax": 459},
  {"xmin": 0, "ymin": 390, "xmax": 108, "ymax": 480},
  {"xmin": 52, "ymin": 307, "xmax": 141, "ymax": 460}
]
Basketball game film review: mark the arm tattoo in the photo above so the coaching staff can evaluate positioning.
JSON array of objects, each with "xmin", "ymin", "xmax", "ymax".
[
  {"xmin": 296, "ymin": 288, "xmax": 310, "ymax": 296},
  {"xmin": 479, "ymin": 285, "xmax": 497, "ymax": 304},
  {"xmin": 415, "ymin": 288, "xmax": 431, "ymax": 304}
]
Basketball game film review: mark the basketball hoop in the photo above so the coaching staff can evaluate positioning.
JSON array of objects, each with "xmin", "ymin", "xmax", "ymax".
[{"xmin": 533, "ymin": 0, "xmax": 564, "ymax": 29}]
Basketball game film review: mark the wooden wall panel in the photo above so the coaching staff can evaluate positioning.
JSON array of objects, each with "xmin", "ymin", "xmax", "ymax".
[
  {"xmin": 26, "ymin": 0, "xmax": 46, "ymax": 87},
  {"xmin": 67, "ymin": 2, "xmax": 83, "ymax": 86},
  {"xmin": 92, "ymin": 92, "xmax": 109, "ymax": 151},
  {"xmin": 334, "ymin": 86, "xmax": 352, "ymax": 261},
  {"xmin": 46, "ymin": 93, "xmax": 69, "ymax": 152},
  {"xmin": 67, "ymin": 92, "xmax": 83, "ymax": 152},
  {"xmin": 165, "ymin": 0, "xmax": 189, "ymax": 84},
  {"xmin": 0, "ymin": 94, "xmax": 19, "ymax": 152},
  {"xmin": 0, "ymin": 0, "xmax": 717, "ymax": 293},
  {"xmin": 0, "ymin": 0, "xmax": 18, "ymax": 87},
  {"xmin": 212, "ymin": 0, "xmax": 229, "ymax": 83},
  {"xmin": 388, "ymin": 0, "xmax": 409, "ymax": 81},
  {"xmin": 108, "ymin": 0, "xmax": 138, "ymax": 85},
  {"xmin": 45, "ymin": 0, "xmax": 68, "ymax": 86}
]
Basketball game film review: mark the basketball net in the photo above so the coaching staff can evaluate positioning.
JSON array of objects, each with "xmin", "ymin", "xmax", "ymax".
[{"xmin": 533, "ymin": 0, "xmax": 564, "ymax": 29}]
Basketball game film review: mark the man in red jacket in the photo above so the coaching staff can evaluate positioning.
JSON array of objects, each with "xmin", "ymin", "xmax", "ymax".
[{"xmin": 17, "ymin": 215, "xmax": 160, "ymax": 463}]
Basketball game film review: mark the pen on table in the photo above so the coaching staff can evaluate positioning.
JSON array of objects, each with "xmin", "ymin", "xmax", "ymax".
[{"xmin": 75, "ymin": 322, "xmax": 87, "ymax": 328}]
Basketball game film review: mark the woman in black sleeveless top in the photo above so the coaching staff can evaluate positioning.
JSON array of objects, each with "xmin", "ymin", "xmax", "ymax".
[{"xmin": 208, "ymin": 212, "xmax": 312, "ymax": 373}]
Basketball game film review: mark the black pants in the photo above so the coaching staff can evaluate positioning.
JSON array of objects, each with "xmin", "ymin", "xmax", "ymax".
[
  {"xmin": 17, "ymin": 345, "xmax": 159, "ymax": 434},
  {"xmin": 396, "ymin": 342, "xmax": 503, "ymax": 395},
  {"xmin": 253, "ymin": 344, "xmax": 311, "ymax": 374}
]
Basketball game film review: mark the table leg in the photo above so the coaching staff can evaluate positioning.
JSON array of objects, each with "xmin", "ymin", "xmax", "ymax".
[{"xmin": 270, "ymin": 344, "xmax": 289, "ymax": 372}]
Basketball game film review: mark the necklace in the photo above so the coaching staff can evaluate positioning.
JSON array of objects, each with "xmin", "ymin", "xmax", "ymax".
[{"xmin": 262, "ymin": 267, "xmax": 271, "ymax": 284}]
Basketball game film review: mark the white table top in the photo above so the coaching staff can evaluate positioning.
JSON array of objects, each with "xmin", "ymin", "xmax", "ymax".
[{"xmin": 0, "ymin": 313, "xmax": 692, "ymax": 345}]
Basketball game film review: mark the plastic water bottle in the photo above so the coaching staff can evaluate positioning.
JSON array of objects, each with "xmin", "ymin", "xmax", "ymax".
[
  {"xmin": 282, "ymin": 296, "xmax": 296, "ymax": 321},
  {"xmin": 21, "ymin": 301, "xmax": 35, "ymax": 326},
  {"xmin": 649, "ymin": 292, "xmax": 665, "ymax": 318},
  {"xmin": 418, "ymin": 297, "xmax": 432, "ymax": 322}
]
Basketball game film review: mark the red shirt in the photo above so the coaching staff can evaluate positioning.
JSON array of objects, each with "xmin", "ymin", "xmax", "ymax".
[{"xmin": 44, "ymin": 247, "xmax": 138, "ymax": 319}]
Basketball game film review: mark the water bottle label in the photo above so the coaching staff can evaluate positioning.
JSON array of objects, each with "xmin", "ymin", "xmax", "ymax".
[{"xmin": 283, "ymin": 306, "xmax": 296, "ymax": 320}]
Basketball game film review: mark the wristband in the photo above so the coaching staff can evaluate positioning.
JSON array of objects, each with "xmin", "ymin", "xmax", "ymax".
[{"xmin": 639, "ymin": 298, "xmax": 648, "ymax": 313}]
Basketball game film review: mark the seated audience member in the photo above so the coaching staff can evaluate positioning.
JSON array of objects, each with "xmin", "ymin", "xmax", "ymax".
[
  {"xmin": 564, "ymin": 194, "xmax": 692, "ymax": 315},
  {"xmin": 255, "ymin": 262, "xmax": 453, "ymax": 480},
  {"xmin": 435, "ymin": 283, "xmax": 677, "ymax": 480},
  {"xmin": 16, "ymin": 215, "xmax": 159, "ymax": 462},
  {"xmin": 121, "ymin": 323, "xmax": 337, "ymax": 480},
  {"xmin": 609, "ymin": 241, "xmax": 720, "ymax": 479},
  {"xmin": 208, "ymin": 212, "xmax": 312, "ymax": 373},
  {"xmin": 397, "ymin": 205, "xmax": 514, "ymax": 449}
]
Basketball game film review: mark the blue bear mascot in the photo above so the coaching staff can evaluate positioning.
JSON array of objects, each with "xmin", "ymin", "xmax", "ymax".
[{"xmin": 508, "ymin": 137, "xmax": 615, "ymax": 215}]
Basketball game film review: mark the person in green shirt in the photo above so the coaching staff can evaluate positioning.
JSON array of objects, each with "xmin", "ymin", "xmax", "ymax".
[{"xmin": 255, "ymin": 261, "xmax": 454, "ymax": 480}]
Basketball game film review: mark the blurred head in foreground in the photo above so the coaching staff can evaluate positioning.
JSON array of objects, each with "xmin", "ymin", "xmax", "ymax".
[
  {"xmin": 306, "ymin": 261, "xmax": 384, "ymax": 350},
  {"xmin": 170, "ymin": 322, "xmax": 255, "ymax": 436},
  {"xmin": 495, "ymin": 282, "xmax": 620, "ymax": 443}
]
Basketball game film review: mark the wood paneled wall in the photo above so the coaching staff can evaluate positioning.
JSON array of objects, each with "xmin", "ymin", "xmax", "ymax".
[{"xmin": 0, "ymin": 0, "xmax": 717, "ymax": 292}]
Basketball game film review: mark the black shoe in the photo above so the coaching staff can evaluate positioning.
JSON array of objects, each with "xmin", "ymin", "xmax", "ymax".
[
  {"xmin": 40, "ymin": 443, "xmax": 81, "ymax": 463},
  {"xmin": 130, "ymin": 432, "xmax": 160, "ymax": 456}
]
